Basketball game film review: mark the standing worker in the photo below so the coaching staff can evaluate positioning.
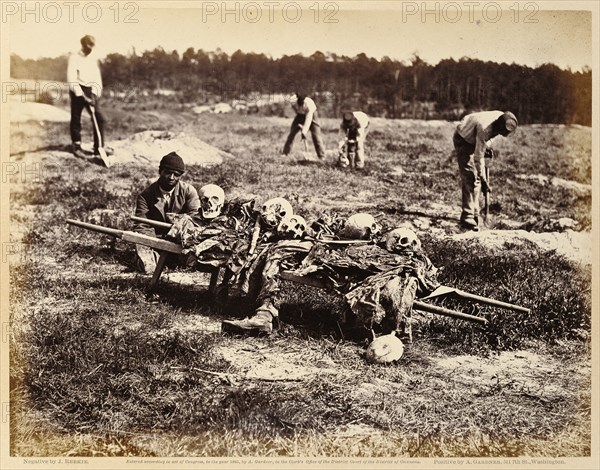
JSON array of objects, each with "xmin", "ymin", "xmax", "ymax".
[
  {"xmin": 67, "ymin": 34, "xmax": 111, "ymax": 159},
  {"xmin": 282, "ymin": 91, "xmax": 326, "ymax": 161},
  {"xmin": 453, "ymin": 110, "xmax": 518, "ymax": 231},
  {"xmin": 338, "ymin": 111, "xmax": 370, "ymax": 169}
]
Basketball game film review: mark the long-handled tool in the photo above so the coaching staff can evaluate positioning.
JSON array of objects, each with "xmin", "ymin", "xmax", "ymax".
[
  {"xmin": 421, "ymin": 285, "xmax": 530, "ymax": 314},
  {"xmin": 483, "ymin": 165, "xmax": 490, "ymax": 223},
  {"xmin": 299, "ymin": 123, "xmax": 309, "ymax": 152},
  {"xmin": 89, "ymin": 104, "xmax": 112, "ymax": 168},
  {"xmin": 482, "ymin": 148, "xmax": 494, "ymax": 226},
  {"xmin": 297, "ymin": 123, "xmax": 318, "ymax": 164}
]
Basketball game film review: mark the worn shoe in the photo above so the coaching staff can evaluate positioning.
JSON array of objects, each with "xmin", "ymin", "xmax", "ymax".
[
  {"xmin": 221, "ymin": 310, "xmax": 274, "ymax": 335},
  {"xmin": 460, "ymin": 216, "xmax": 479, "ymax": 231},
  {"xmin": 72, "ymin": 144, "xmax": 87, "ymax": 159}
]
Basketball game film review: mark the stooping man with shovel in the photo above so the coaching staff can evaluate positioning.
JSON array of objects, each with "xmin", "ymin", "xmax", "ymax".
[
  {"xmin": 338, "ymin": 111, "xmax": 370, "ymax": 170},
  {"xmin": 67, "ymin": 34, "xmax": 112, "ymax": 165},
  {"xmin": 453, "ymin": 110, "xmax": 518, "ymax": 231}
]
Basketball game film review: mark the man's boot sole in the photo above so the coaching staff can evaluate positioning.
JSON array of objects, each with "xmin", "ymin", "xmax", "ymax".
[{"xmin": 221, "ymin": 320, "xmax": 272, "ymax": 336}]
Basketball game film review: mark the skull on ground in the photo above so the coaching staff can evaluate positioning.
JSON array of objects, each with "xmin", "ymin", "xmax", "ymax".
[
  {"xmin": 199, "ymin": 184, "xmax": 225, "ymax": 219},
  {"xmin": 277, "ymin": 214, "xmax": 308, "ymax": 240},
  {"xmin": 261, "ymin": 197, "xmax": 293, "ymax": 229},
  {"xmin": 339, "ymin": 213, "xmax": 381, "ymax": 240},
  {"xmin": 365, "ymin": 333, "xmax": 404, "ymax": 364},
  {"xmin": 385, "ymin": 227, "xmax": 421, "ymax": 253}
]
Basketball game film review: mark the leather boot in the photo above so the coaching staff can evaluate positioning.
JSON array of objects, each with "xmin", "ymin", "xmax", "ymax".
[{"xmin": 221, "ymin": 310, "xmax": 274, "ymax": 335}]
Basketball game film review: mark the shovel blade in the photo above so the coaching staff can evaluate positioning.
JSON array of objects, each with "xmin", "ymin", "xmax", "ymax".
[{"xmin": 97, "ymin": 148, "xmax": 113, "ymax": 168}]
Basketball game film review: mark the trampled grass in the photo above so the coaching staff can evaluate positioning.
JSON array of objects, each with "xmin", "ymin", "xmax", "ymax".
[{"xmin": 8, "ymin": 97, "xmax": 592, "ymax": 458}]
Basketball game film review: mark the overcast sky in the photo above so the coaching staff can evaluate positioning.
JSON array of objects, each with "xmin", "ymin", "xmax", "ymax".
[{"xmin": 6, "ymin": 1, "xmax": 594, "ymax": 71}]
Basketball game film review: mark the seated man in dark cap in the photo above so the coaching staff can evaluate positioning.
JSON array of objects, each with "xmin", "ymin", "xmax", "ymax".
[
  {"xmin": 133, "ymin": 152, "xmax": 200, "ymax": 273},
  {"xmin": 453, "ymin": 110, "xmax": 518, "ymax": 231}
]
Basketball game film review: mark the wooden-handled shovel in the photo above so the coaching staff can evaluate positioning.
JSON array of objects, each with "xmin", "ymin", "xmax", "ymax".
[
  {"xmin": 89, "ymin": 104, "xmax": 112, "ymax": 168},
  {"xmin": 483, "ymin": 165, "xmax": 490, "ymax": 222}
]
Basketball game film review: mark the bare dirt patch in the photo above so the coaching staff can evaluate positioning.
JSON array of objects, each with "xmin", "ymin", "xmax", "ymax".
[
  {"xmin": 215, "ymin": 340, "xmax": 341, "ymax": 382},
  {"xmin": 434, "ymin": 348, "xmax": 590, "ymax": 403},
  {"xmin": 452, "ymin": 229, "xmax": 592, "ymax": 266}
]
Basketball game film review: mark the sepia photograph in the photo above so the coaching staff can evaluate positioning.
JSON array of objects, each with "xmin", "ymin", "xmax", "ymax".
[{"xmin": 1, "ymin": 1, "xmax": 597, "ymax": 468}]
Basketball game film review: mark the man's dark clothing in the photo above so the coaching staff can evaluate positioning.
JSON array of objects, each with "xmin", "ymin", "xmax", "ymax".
[
  {"xmin": 134, "ymin": 180, "xmax": 200, "ymax": 235},
  {"xmin": 133, "ymin": 180, "xmax": 200, "ymax": 274},
  {"xmin": 70, "ymin": 85, "xmax": 105, "ymax": 153}
]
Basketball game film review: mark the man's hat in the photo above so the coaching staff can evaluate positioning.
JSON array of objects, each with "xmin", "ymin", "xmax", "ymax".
[
  {"xmin": 159, "ymin": 152, "xmax": 185, "ymax": 173},
  {"xmin": 502, "ymin": 111, "xmax": 518, "ymax": 133},
  {"xmin": 80, "ymin": 35, "xmax": 96, "ymax": 47}
]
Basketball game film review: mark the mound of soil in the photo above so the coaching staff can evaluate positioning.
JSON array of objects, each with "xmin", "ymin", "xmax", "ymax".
[
  {"xmin": 516, "ymin": 174, "xmax": 592, "ymax": 194},
  {"xmin": 453, "ymin": 229, "xmax": 592, "ymax": 266},
  {"xmin": 106, "ymin": 130, "xmax": 233, "ymax": 167},
  {"xmin": 10, "ymin": 101, "xmax": 70, "ymax": 123}
]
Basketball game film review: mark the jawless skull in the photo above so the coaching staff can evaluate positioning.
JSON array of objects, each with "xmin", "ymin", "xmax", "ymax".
[
  {"xmin": 339, "ymin": 213, "xmax": 381, "ymax": 240},
  {"xmin": 199, "ymin": 184, "xmax": 225, "ymax": 219},
  {"xmin": 261, "ymin": 197, "xmax": 294, "ymax": 228},
  {"xmin": 385, "ymin": 227, "xmax": 421, "ymax": 253}
]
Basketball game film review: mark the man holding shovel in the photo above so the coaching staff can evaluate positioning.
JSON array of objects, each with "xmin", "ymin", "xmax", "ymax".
[
  {"xmin": 282, "ymin": 91, "xmax": 326, "ymax": 161},
  {"xmin": 67, "ymin": 34, "xmax": 112, "ymax": 163},
  {"xmin": 453, "ymin": 110, "xmax": 518, "ymax": 231}
]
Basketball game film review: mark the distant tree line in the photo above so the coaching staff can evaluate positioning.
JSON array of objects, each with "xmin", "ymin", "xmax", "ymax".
[{"xmin": 10, "ymin": 48, "xmax": 591, "ymax": 125}]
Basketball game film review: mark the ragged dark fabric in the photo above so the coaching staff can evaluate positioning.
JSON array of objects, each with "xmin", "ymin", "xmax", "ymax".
[{"xmin": 291, "ymin": 242, "xmax": 440, "ymax": 329}]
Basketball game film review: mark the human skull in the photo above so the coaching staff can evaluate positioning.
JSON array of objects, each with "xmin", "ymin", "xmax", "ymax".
[
  {"xmin": 277, "ymin": 214, "xmax": 308, "ymax": 240},
  {"xmin": 385, "ymin": 227, "xmax": 421, "ymax": 253},
  {"xmin": 365, "ymin": 333, "xmax": 404, "ymax": 364},
  {"xmin": 339, "ymin": 213, "xmax": 381, "ymax": 240},
  {"xmin": 260, "ymin": 197, "xmax": 293, "ymax": 228},
  {"xmin": 199, "ymin": 184, "xmax": 225, "ymax": 219}
]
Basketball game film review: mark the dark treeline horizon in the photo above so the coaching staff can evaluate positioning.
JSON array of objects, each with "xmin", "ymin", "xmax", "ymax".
[{"xmin": 10, "ymin": 48, "xmax": 592, "ymax": 125}]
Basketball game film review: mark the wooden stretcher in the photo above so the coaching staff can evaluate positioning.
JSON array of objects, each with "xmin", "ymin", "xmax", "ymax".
[
  {"xmin": 66, "ymin": 218, "xmax": 220, "ymax": 295},
  {"xmin": 67, "ymin": 218, "xmax": 529, "ymax": 330}
]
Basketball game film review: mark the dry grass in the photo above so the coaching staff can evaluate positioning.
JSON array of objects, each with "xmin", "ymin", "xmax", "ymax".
[{"xmin": 8, "ymin": 96, "xmax": 592, "ymax": 458}]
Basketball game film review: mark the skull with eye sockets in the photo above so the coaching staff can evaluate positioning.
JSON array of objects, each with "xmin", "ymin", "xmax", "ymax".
[{"xmin": 260, "ymin": 197, "xmax": 294, "ymax": 229}]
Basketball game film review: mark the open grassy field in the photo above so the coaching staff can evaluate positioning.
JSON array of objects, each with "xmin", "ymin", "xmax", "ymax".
[{"xmin": 7, "ymin": 96, "xmax": 594, "ymax": 460}]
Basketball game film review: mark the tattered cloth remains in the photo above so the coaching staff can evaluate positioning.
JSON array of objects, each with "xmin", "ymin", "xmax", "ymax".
[
  {"xmin": 166, "ymin": 201, "xmax": 440, "ymax": 329},
  {"xmin": 292, "ymin": 243, "xmax": 440, "ymax": 329},
  {"xmin": 166, "ymin": 199, "xmax": 311, "ymax": 298},
  {"xmin": 168, "ymin": 198, "xmax": 256, "ymax": 265},
  {"xmin": 166, "ymin": 198, "xmax": 260, "ymax": 292}
]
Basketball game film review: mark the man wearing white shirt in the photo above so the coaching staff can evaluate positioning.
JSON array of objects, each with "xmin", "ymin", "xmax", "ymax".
[
  {"xmin": 67, "ymin": 35, "xmax": 109, "ymax": 159},
  {"xmin": 282, "ymin": 92, "xmax": 326, "ymax": 160},
  {"xmin": 339, "ymin": 111, "xmax": 370, "ymax": 169},
  {"xmin": 453, "ymin": 110, "xmax": 518, "ymax": 230}
]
